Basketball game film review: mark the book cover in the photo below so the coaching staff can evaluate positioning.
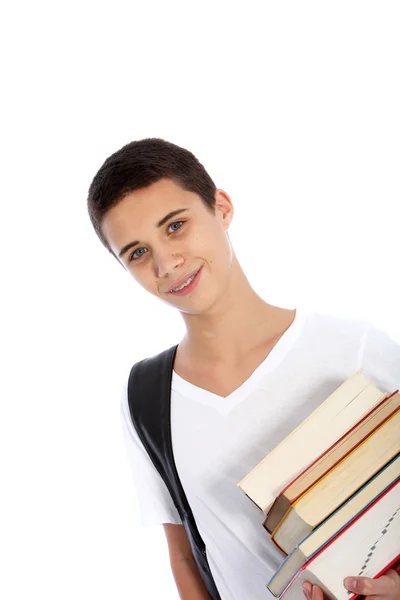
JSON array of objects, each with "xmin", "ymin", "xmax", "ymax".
[
  {"xmin": 238, "ymin": 372, "xmax": 387, "ymax": 512},
  {"xmin": 269, "ymin": 478, "xmax": 400, "ymax": 600},
  {"xmin": 271, "ymin": 409, "xmax": 400, "ymax": 554},
  {"xmin": 264, "ymin": 391, "xmax": 400, "ymax": 534},
  {"xmin": 267, "ymin": 455, "xmax": 400, "ymax": 597}
]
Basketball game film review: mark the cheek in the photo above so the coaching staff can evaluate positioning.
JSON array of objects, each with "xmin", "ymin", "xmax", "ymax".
[
  {"xmin": 203, "ymin": 240, "xmax": 233, "ymax": 275},
  {"xmin": 129, "ymin": 268, "xmax": 155, "ymax": 292},
  {"xmin": 208, "ymin": 232, "xmax": 232, "ymax": 261},
  {"xmin": 192, "ymin": 226, "xmax": 225, "ymax": 255}
]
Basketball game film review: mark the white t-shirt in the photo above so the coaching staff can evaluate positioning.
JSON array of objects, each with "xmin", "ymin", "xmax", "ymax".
[{"xmin": 120, "ymin": 308, "xmax": 400, "ymax": 600}]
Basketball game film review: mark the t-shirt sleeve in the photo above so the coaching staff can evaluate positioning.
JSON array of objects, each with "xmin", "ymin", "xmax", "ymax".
[
  {"xmin": 119, "ymin": 380, "xmax": 182, "ymax": 528},
  {"xmin": 359, "ymin": 322, "xmax": 400, "ymax": 393}
]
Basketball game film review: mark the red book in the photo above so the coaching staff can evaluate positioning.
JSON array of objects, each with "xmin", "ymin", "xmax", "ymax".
[
  {"xmin": 267, "ymin": 477, "xmax": 400, "ymax": 600},
  {"xmin": 264, "ymin": 391, "xmax": 400, "ymax": 535}
]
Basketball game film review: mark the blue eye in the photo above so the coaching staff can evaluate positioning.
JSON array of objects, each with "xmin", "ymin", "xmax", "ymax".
[
  {"xmin": 129, "ymin": 247, "xmax": 147, "ymax": 261},
  {"xmin": 128, "ymin": 221, "xmax": 184, "ymax": 262},
  {"xmin": 168, "ymin": 221, "xmax": 184, "ymax": 232}
]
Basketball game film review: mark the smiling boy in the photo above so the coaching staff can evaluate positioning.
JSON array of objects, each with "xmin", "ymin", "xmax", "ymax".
[{"xmin": 87, "ymin": 138, "xmax": 400, "ymax": 600}]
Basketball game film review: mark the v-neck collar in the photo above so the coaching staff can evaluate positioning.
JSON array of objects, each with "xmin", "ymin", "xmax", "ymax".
[{"xmin": 171, "ymin": 308, "xmax": 307, "ymax": 415}]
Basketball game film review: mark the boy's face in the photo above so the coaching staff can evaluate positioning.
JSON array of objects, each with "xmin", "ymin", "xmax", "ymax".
[{"xmin": 101, "ymin": 178, "xmax": 234, "ymax": 314}]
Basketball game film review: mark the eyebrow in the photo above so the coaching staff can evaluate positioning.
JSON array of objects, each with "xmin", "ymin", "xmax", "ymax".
[{"xmin": 118, "ymin": 208, "xmax": 189, "ymax": 258}]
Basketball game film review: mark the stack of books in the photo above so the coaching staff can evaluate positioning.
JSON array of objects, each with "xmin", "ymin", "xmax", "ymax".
[{"xmin": 237, "ymin": 371, "xmax": 400, "ymax": 600}]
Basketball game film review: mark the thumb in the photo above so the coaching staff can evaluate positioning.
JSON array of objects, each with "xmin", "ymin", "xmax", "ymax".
[{"xmin": 344, "ymin": 571, "xmax": 400, "ymax": 598}]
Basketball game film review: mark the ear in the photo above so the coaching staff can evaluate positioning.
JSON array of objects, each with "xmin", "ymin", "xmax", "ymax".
[{"xmin": 214, "ymin": 189, "xmax": 234, "ymax": 230}]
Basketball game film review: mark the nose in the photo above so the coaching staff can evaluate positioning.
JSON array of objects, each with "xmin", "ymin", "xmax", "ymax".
[{"xmin": 154, "ymin": 251, "xmax": 184, "ymax": 279}]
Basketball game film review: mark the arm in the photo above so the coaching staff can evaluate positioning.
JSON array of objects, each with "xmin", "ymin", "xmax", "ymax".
[{"xmin": 163, "ymin": 524, "xmax": 213, "ymax": 600}]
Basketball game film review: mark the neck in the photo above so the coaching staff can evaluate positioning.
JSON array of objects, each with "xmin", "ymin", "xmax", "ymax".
[{"xmin": 177, "ymin": 255, "xmax": 294, "ymax": 364}]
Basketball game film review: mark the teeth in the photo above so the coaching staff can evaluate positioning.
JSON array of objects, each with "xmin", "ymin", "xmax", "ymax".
[{"xmin": 172, "ymin": 272, "xmax": 197, "ymax": 292}]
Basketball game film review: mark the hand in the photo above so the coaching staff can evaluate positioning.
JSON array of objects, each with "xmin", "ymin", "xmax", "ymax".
[{"xmin": 302, "ymin": 569, "xmax": 400, "ymax": 600}]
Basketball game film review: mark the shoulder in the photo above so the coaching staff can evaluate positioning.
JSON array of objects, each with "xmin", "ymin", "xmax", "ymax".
[
  {"xmin": 358, "ymin": 319, "xmax": 400, "ymax": 392},
  {"xmin": 296, "ymin": 307, "xmax": 372, "ymax": 354},
  {"xmin": 301, "ymin": 307, "xmax": 370, "ymax": 335},
  {"xmin": 127, "ymin": 344, "xmax": 179, "ymax": 384},
  {"xmin": 120, "ymin": 343, "xmax": 179, "ymax": 429},
  {"xmin": 297, "ymin": 307, "xmax": 384, "ymax": 366},
  {"xmin": 119, "ymin": 378, "xmax": 136, "ymax": 439},
  {"xmin": 301, "ymin": 307, "xmax": 400, "ymax": 391},
  {"xmin": 303, "ymin": 308, "xmax": 399, "ymax": 348}
]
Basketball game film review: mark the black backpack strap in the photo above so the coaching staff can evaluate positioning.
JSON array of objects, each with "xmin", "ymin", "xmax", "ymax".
[{"xmin": 127, "ymin": 345, "xmax": 221, "ymax": 600}]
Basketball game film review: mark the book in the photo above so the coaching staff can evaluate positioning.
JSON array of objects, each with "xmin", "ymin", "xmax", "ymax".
[
  {"xmin": 237, "ymin": 371, "xmax": 388, "ymax": 512},
  {"xmin": 271, "ymin": 408, "xmax": 400, "ymax": 554},
  {"xmin": 267, "ymin": 454, "xmax": 400, "ymax": 597},
  {"xmin": 264, "ymin": 391, "xmax": 400, "ymax": 534},
  {"xmin": 268, "ymin": 477, "xmax": 400, "ymax": 600}
]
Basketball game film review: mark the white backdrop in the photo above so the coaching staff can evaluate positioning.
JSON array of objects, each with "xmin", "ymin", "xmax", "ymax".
[{"xmin": 1, "ymin": 2, "xmax": 399, "ymax": 599}]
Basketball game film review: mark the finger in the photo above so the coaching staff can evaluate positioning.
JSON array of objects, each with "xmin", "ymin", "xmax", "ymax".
[
  {"xmin": 302, "ymin": 582, "xmax": 325, "ymax": 600},
  {"xmin": 311, "ymin": 584, "xmax": 325, "ymax": 600},
  {"xmin": 344, "ymin": 571, "xmax": 399, "ymax": 597}
]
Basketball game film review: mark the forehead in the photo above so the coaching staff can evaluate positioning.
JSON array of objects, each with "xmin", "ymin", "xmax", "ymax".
[{"xmin": 101, "ymin": 178, "xmax": 201, "ymax": 251}]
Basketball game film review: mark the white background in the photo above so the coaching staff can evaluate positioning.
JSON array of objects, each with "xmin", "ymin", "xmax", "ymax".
[{"xmin": 1, "ymin": 1, "xmax": 399, "ymax": 598}]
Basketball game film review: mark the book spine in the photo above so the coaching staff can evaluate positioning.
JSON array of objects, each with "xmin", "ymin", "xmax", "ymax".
[{"xmin": 270, "ymin": 533, "xmax": 287, "ymax": 556}]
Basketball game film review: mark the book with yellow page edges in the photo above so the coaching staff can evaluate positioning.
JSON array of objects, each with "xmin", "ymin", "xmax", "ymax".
[
  {"xmin": 271, "ymin": 407, "xmax": 400, "ymax": 554},
  {"xmin": 264, "ymin": 391, "xmax": 400, "ymax": 535},
  {"xmin": 237, "ymin": 371, "xmax": 388, "ymax": 513},
  {"xmin": 268, "ymin": 471, "xmax": 400, "ymax": 600},
  {"xmin": 237, "ymin": 371, "xmax": 400, "ymax": 600}
]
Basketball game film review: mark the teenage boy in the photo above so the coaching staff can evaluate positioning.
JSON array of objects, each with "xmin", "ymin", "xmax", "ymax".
[{"xmin": 87, "ymin": 138, "xmax": 400, "ymax": 600}]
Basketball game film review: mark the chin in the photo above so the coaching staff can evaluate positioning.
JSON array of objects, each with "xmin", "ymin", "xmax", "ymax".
[{"xmin": 180, "ymin": 296, "xmax": 218, "ymax": 316}]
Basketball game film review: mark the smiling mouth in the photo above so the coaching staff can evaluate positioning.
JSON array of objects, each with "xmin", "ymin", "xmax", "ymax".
[{"xmin": 169, "ymin": 269, "xmax": 200, "ymax": 293}]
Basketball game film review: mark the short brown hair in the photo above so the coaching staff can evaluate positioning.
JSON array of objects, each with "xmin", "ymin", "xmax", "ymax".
[{"xmin": 87, "ymin": 138, "xmax": 217, "ymax": 254}]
